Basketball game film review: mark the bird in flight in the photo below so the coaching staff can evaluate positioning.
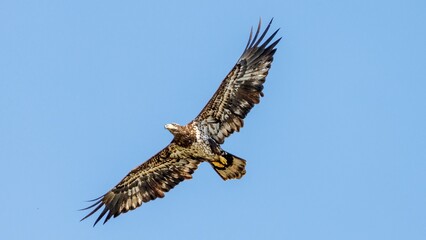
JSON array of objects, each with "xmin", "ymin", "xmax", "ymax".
[{"xmin": 81, "ymin": 19, "xmax": 281, "ymax": 226}]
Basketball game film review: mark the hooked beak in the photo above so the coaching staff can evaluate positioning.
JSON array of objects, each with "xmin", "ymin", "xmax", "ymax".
[{"xmin": 164, "ymin": 123, "xmax": 177, "ymax": 131}]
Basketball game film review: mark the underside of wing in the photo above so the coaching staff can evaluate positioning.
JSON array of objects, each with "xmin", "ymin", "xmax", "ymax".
[
  {"xmin": 195, "ymin": 19, "xmax": 281, "ymax": 144},
  {"xmin": 81, "ymin": 144, "xmax": 200, "ymax": 226}
]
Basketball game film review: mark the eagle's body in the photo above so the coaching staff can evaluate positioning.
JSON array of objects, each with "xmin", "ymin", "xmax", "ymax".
[
  {"xmin": 82, "ymin": 19, "xmax": 281, "ymax": 226},
  {"xmin": 166, "ymin": 122, "xmax": 246, "ymax": 179}
]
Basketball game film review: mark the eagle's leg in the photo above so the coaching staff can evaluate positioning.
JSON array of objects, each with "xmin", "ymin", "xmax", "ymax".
[{"xmin": 210, "ymin": 151, "xmax": 246, "ymax": 180}]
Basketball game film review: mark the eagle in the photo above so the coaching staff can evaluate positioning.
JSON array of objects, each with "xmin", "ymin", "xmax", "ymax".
[{"xmin": 81, "ymin": 19, "xmax": 281, "ymax": 226}]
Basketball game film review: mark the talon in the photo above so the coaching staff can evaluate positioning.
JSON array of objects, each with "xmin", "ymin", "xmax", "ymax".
[
  {"xmin": 219, "ymin": 156, "xmax": 228, "ymax": 165},
  {"xmin": 212, "ymin": 161, "xmax": 225, "ymax": 168}
]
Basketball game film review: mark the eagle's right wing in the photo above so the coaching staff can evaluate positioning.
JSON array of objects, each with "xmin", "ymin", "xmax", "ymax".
[
  {"xmin": 194, "ymin": 19, "xmax": 281, "ymax": 144},
  {"xmin": 81, "ymin": 144, "xmax": 200, "ymax": 226}
]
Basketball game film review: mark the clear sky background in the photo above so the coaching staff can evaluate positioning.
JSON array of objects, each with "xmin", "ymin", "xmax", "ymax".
[{"xmin": 1, "ymin": 1, "xmax": 425, "ymax": 239}]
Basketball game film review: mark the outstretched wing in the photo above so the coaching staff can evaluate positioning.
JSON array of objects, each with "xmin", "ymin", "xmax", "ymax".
[
  {"xmin": 81, "ymin": 144, "xmax": 200, "ymax": 226},
  {"xmin": 195, "ymin": 19, "xmax": 281, "ymax": 144}
]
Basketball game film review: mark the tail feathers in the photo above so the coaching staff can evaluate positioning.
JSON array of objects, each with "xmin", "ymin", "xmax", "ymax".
[{"xmin": 211, "ymin": 152, "xmax": 246, "ymax": 180}]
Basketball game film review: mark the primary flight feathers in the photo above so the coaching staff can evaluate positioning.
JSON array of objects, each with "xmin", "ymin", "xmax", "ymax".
[{"xmin": 81, "ymin": 19, "xmax": 281, "ymax": 226}]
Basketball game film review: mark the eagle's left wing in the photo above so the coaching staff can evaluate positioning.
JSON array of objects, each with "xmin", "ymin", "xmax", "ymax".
[
  {"xmin": 81, "ymin": 144, "xmax": 200, "ymax": 226},
  {"xmin": 194, "ymin": 19, "xmax": 281, "ymax": 144}
]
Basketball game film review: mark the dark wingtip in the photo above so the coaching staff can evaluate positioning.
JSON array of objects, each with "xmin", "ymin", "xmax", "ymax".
[
  {"xmin": 248, "ymin": 18, "xmax": 262, "ymax": 49},
  {"xmin": 93, "ymin": 206, "xmax": 109, "ymax": 226},
  {"xmin": 79, "ymin": 195, "xmax": 107, "ymax": 226},
  {"xmin": 239, "ymin": 18, "xmax": 281, "ymax": 64},
  {"xmin": 247, "ymin": 18, "xmax": 280, "ymax": 49},
  {"xmin": 79, "ymin": 196, "xmax": 104, "ymax": 211},
  {"xmin": 244, "ymin": 26, "xmax": 254, "ymax": 50}
]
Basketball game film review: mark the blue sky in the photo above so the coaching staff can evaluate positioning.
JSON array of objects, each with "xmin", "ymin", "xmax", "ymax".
[{"xmin": 1, "ymin": 0, "xmax": 425, "ymax": 239}]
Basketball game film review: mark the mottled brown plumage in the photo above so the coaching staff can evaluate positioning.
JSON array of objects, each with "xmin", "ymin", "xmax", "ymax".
[
  {"xmin": 196, "ymin": 19, "xmax": 280, "ymax": 144},
  {"xmin": 81, "ymin": 19, "xmax": 281, "ymax": 226}
]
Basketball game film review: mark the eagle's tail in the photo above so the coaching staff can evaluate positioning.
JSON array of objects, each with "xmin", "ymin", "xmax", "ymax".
[{"xmin": 211, "ymin": 151, "xmax": 246, "ymax": 180}]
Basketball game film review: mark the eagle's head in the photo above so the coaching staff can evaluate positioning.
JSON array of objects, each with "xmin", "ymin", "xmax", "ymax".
[{"xmin": 164, "ymin": 123, "xmax": 182, "ymax": 136}]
